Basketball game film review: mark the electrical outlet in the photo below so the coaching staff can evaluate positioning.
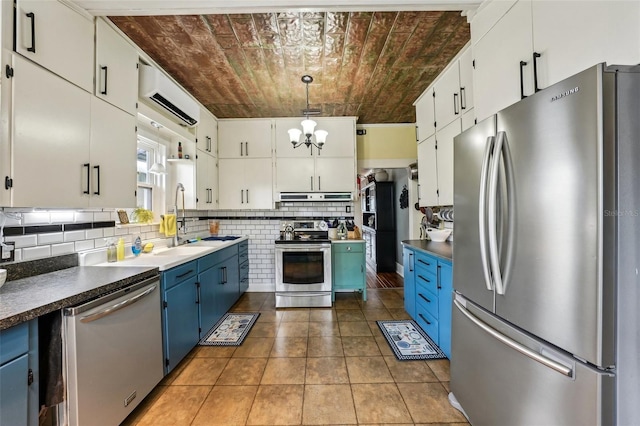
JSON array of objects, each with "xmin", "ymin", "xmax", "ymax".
[
  {"xmin": 1, "ymin": 242, "xmax": 15, "ymax": 263},
  {"xmin": 346, "ymin": 206, "xmax": 351, "ymax": 213}
]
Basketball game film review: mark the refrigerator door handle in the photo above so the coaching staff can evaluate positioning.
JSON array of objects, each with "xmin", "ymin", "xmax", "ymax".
[
  {"xmin": 488, "ymin": 132, "xmax": 505, "ymax": 295},
  {"xmin": 454, "ymin": 299, "xmax": 573, "ymax": 378},
  {"xmin": 478, "ymin": 136, "xmax": 495, "ymax": 291}
]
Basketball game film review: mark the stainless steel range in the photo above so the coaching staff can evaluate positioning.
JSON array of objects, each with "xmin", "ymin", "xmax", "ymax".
[{"xmin": 275, "ymin": 220, "xmax": 332, "ymax": 308}]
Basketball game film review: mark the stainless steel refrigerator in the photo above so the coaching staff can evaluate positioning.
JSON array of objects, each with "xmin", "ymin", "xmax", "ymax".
[{"xmin": 450, "ymin": 64, "xmax": 639, "ymax": 425}]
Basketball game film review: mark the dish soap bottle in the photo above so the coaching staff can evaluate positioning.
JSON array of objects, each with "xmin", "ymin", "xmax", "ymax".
[
  {"xmin": 116, "ymin": 238, "xmax": 125, "ymax": 261},
  {"xmin": 178, "ymin": 141, "xmax": 183, "ymax": 159},
  {"xmin": 107, "ymin": 240, "xmax": 117, "ymax": 263},
  {"xmin": 132, "ymin": 236, "xmax": 142, "ymax": 257}
]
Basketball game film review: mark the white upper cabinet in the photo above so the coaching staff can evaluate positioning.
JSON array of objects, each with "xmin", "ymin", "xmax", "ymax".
[
  {"xmin": 218, "ymin": 158, "xmax": 272, "ymax": 210},
  {"xmin": 417, "ymin": 135, "xmax": 438, "ymax": 207},
  {"xmin": 196, "ymin": 152, "xmax": 217, "ymax": 210},
  {"xmin": 274, "ymin": 117, "xmax": 355, "ymax": 158},
  {"xmin": 472, "ymin": 0, "xmax": 640, "ymax": 120},
  {"xmin": 275, "ymin": 157, "xmax": 355, "ymax": 193},
  {"xmin": 531, "ymin": 0, "xmax": 640, "ymax": 91},
  {"xmin": 275, "ymin": 158, "xmax": 315, "ymax": 192},
  {"xmin": 10, "ymin": 55, "xmax": 135, "ymax": 208},
  {"xmin": 314, "ymin": 157, "xmax": 355, "ymax": 192},
  {"xmin": 218, "ymin": 119, "xmax": 272, "ymax": 158},
  {"xmin": 95, "ymin": 18, "xmax": 138, "ymax": 115},
  {"xmin": 415, "ymin": 87, "xmax": 435, "ymax": 142},
  {"xmin": 88, "ymin": 97, "xmax": 137, "ymax": 208},
  {"xmin": 15, "ymin": 0, "xmax": 94, "ymax": 92},
  {"xmin": 458, "ymin": 48, "xmax": 474, "ymax": 113},
  {"xmin": 434, "ymin": 61, "xmax": 462, "ymax": 130},
  {"xmin": 196, "ymin": 108, "xmax": 217, "ymax": 156},
  {"xmin": 433, "ymin": 118, "xmax": 460, "ymax": 206}
]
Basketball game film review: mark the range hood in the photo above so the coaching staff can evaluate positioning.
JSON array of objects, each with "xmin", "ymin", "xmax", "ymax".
[{"xmin": 278, "ymin": 192, "xmax": 353, "ymax": 202}]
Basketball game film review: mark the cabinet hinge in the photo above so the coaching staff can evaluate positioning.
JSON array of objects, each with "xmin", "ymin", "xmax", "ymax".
[
  {"xmin": 136, "ymin": 102, "xmax": 138, "ymax": 109},
  {"xmin": 474, "ymin": 118, "xmax": 477, "ymax": 125},
  {"xmin": 136, "ymin": 63, "xmax": 139, "ymax": 69},
  {"xmin": 433, "ymin": 121, "xmax": 436, "ymax": 128},
  {"xmin": 196, "ymin": 138, "xmax": 198, "ymax": 144},
  {"xmin": 163, "ymin": 301, "xmax": 168, "ymax": 308},
  {"xmin": 135, "ymin": 125, "xmax": 138, "ymax": 132},
  {"xmin": 437, "ymin": 189, "xmax": 439, "ymax": 196},
  {"xmin": 27, "ymin": 368, "xmax": 33, "ymax": 386},
  {"xmin": 165, "ymin": 358, "xmax": 170, "ymax": 367},
  {"xmin": 432, "ymin": 91, "xmax": 435, "ymax": 98},
  {"xmin": 4, "ymin": 176, "xmax": 13, "ymax": 189},
  {"xmin": 5, "ymin": 65, "xmax": 13, "ymax": 78},
  {"xmin": 472, "ymin": 59, "xmax": 475, "ymax": 69}
]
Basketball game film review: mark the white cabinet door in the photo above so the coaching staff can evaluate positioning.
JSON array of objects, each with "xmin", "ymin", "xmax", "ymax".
[
  {"xmin": 434, "ymin": 63, "xmax": 461, "ymax": 130},
  {"xmin": 196, "ymin": 108, "xmax": 217, "ymax": 155},
  {"xmin": 218, "ymin": 158, "xmax": 272, "ymax": 209},
  {"xmin": 472, "ymin": 0, "xmax": 533, "ymax": 121},
  {"xmin": 11, "ymin": 54, "xmax": 90, "ymax": 208},
  {"xmin": 275, "ymin": 158, "xmax": 315, "ymax": 192},
  {"xmin": 313, "ymin": 117, "xmax": 355, "ymax": 158},
  {"xmin": 196, "ymin": 152, "xmax": 216, "ymax": 210},
  {"xmin": 417, "ymin": 135, "xmax": 438, "ymax": 207},
  {"xmin": 458, "ymin": 47, "xmax": 474, "ymax": 113},
  {"xmin": 274, "ymin": 118, "xmax": 312, "ymax": 158},
  {"xmin": 89, "ymin": 97, "xmax": 137, "ymax": 208},
  {"xmin": 435, "ymin": 118, "xmax": 461, "ymax": 206},
  {"xmin": 15, "ymin": 0, "xmax": 94, "ymax": 92},
  {"xmin": 218, "ymin": 119, "xmax": 272, "ymax": 158},
  {"xmin": 415, "ymin": 87, "xmax": 435, "ymax": 142},
  {"xmin": 531, "ymin": 0, "xmax": 640, "ymax": 91},
  {"xmin": 461, "ymin": 109, "xmax": 476, "ymax": 132},
  {"xmin": 95, "ymin": 19, "xmax": 138, "ymax": 115},
  {"xmin": 315, "ymin": 158, "xmax": 355, "ymax": 193},
  {"xmin": 245, "ymin": 158, "xmax": 273, "ymax": 209}
]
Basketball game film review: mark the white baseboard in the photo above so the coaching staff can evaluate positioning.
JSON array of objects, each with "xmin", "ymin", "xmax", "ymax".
[{"xmin": 396, "ymin": 262, "xmax": 404, "ymax": 277}]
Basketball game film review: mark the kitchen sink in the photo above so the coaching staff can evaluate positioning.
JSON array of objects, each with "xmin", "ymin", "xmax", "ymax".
[
  {"xmin": 153, "ymin": 245, "xmax": 213, "ymax": 256},
  {"xmin": 202, "ymin": 236, "xmax": 241, "ymax": 241}
]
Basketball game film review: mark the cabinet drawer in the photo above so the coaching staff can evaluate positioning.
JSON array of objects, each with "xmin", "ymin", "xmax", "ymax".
[
  {"xmin": 198, "ymin": 252, "xmax": 217, "ymax": 271},
  {"xmin": 239, "ymin": 249, "xmax": 248, "ymax": 264},
  {"xmin": 0, "ymin": 322, "xmax": 28, "ymax": 365},
  {"xmin": 414, "ymin": 252, "xmax": 437, "ymax": 275},
  {"xmin": 332, "ymin": 242, "xmax": 364, "ymax": 254},
  {"xmin": 415, "ymin": 309, "xmax": 439, "ymax": 344},
  {"xmin": 415, "ymin": 285, "xmax": 438, "ymax": 319},
  {"xmin": 239, "ymin": 261, "xmax": 249, "ymax": 280},
  {"xmin": 163, "ymin": 260, "xmax": 197, "ymax": 290},
  {"xmin": 415, "ymin": 268, "xmax": 438, "ymax": 295}
]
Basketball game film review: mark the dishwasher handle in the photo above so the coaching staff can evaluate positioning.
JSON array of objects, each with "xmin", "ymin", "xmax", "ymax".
[{"xmin": 80, "ymin": 284, "xmax": 157, "ymax": 323}]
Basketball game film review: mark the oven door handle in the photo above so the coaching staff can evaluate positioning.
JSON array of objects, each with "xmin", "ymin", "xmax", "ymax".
[
  {"xmin": 80, "ymin": 284, "xmax": 157, "ymax": 323},
  {"xmin": 275, "ymin": 292, "xmax": 330, "ymax": 297}
]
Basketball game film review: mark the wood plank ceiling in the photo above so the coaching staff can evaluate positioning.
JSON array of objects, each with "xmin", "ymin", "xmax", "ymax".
[{"xmin": 111, "ymin": 11, "xmax": 469, "ymax": 124}]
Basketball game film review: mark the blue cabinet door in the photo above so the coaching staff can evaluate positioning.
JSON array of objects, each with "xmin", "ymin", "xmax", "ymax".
[
  {"xmin": 403, "ymin": 247, "xmax": 416, "ymax": 317},
  {"xmin": 438, "ymin": 260, "xmax": 453, "ymax": 358},
  {"xmin": 0, "ymin": 354, "xmax": 28, "ymax": 426},
  {"xmin": 199, "ymin": 266, "xmax": 221, "ymax": 336},
  {"xmin": 217, "ymin": 254, "xmax": 240, "ymax": 315},
  {"xmin": 163, "ymin": 276, "xmax": 199, "ymax": 374}
]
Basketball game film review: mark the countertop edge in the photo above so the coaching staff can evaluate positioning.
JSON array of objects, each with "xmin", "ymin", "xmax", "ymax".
[
  {"xmin": 402, "ymin": 239, "xmax": 453, "ymax": 261},
  {"xmin": 0, "ymin": 266, "xmax": 159, "ymax": 330}
]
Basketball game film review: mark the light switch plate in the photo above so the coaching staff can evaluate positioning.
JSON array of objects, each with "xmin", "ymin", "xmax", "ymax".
[{"xmin": 1, "ymin": 242, "xmax": 15, "ymax": 263}]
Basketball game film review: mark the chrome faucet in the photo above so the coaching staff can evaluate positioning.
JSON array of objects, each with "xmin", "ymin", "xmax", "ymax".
[{"xmin": 174, "ymin": 183, "xmax": 185, "ymax": 246}]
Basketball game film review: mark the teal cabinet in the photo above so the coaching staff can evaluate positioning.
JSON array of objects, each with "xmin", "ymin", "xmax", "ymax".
[
  {"xmin": 402, "ymin": 246, "xmax": 452, "ymax": 358},
  {"xmin": 0, "ymin": 320, "xmax": 39, "ymax": 426},
  {"xmin": 162, "ymin": 261, "xmax": 199, "ymax": 374},
  {"xmin": 238, "ymin": 241, "xmax": 249, "ymax": 294},
  {"xmin": 332, "ymin": 241, "xmax": 366, "ymax": 302}
]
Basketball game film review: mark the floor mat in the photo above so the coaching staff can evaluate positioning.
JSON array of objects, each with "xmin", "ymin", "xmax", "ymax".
[
  {"xmin": 199, "ymin": 313, "xmax": 260, "ymax": 346},
  {"xmin": 377, "ymin": 319, "xmax": 446, "ymax": 360}
]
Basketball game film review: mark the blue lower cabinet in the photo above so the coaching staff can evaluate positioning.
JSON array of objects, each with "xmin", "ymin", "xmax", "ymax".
[
  {"xmin": 163, "ymin": 274, "xmax": 199, "ymax": 374},
  {"xmin": 0, "ymin": 320, "xmax": 39, "ymax": 426},
  {"xmin": 402, "ymin": 246, "xmax": 453, "ymax": 358},
  {"xmin": 332, "ymin": 241, "xmax": 366, "ymax": 302},
  {"xmin": 198, "ymin": 265, "xmax": 220, "ymax": 337}
]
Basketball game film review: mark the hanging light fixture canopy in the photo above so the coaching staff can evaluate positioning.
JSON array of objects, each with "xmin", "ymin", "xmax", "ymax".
[
  {"xmin": 149, "ymin": 121, "xmax": 167, "ymax": 175},
  {"xmin": 289, "ymin": 75, "xmax": 328, "ymax": 150}
]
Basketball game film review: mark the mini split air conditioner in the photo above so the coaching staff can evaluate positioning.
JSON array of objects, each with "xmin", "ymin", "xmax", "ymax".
[{"xmin": 139, "ymin": 64, "xmax": 200, "ymax": 127}]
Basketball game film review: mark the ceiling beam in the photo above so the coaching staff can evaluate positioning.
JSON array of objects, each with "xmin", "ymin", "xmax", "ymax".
[{"xmin": 70, "ymin": 0, "xmax": 481, "ymax": 16}]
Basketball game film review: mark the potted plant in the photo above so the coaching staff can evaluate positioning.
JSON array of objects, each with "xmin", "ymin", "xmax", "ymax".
[{"xmin": 131, "ymin": 207, "xmax": 154, "ymax": 224}]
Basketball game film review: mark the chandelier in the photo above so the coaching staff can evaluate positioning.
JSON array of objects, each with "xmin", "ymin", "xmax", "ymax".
[{"xmin": 288, "ymin": 75, "xmax": 328, "ymax": 150}]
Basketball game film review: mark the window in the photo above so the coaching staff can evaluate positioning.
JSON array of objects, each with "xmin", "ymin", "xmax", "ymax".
[{"xmin": 136, "ymin": 136, "xmax": 165, "ymax": 212}]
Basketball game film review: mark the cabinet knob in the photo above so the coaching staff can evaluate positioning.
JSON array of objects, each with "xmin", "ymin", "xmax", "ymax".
[{"xmin": 347, "ymin": 246, "xmax": 351, "ymax": 251}]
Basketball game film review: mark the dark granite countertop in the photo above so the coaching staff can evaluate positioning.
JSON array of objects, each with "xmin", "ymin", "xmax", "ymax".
[
  {"xmin": 0, "ymin": 266, "xmax": 159, "ymax": 330},
  {"xmin": 401, "ymin": 239, "xmax": 453, "ymax": 261}
]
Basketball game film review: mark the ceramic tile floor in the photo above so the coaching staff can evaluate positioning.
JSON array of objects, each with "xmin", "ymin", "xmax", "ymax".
[{"xmin": 122, "ymin": 289, "xmax": 469, "ymax": 426}]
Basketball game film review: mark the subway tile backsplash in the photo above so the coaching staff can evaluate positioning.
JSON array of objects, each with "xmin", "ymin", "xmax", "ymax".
[{"xmin": 1, "ymin": 201, "xmax": 354, "ymax": 291}]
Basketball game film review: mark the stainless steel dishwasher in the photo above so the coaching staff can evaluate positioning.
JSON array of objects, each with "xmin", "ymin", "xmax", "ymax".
[{"xmin": 62, "ymin": 275, "xmax": 163, "ymax": 426}]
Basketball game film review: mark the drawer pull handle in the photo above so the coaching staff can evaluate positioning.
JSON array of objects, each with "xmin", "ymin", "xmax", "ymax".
[
  {"xmin": 418, "ymin": 313, "xmax": 431, "ymax": 325},
  {"xmin": 417, "ymin": 274, "xmax": 431, "ymax": 283},
  {"xmin": 418, "ymin": 293, "xmax": 431, "ymax": 303},
  {"xmin": 176, "ymin": 270, "xmax": 194, "ymax": 279},
  {"xmin": 417, "ymin": 259, "xmax": 431, "ymax": 266}
]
